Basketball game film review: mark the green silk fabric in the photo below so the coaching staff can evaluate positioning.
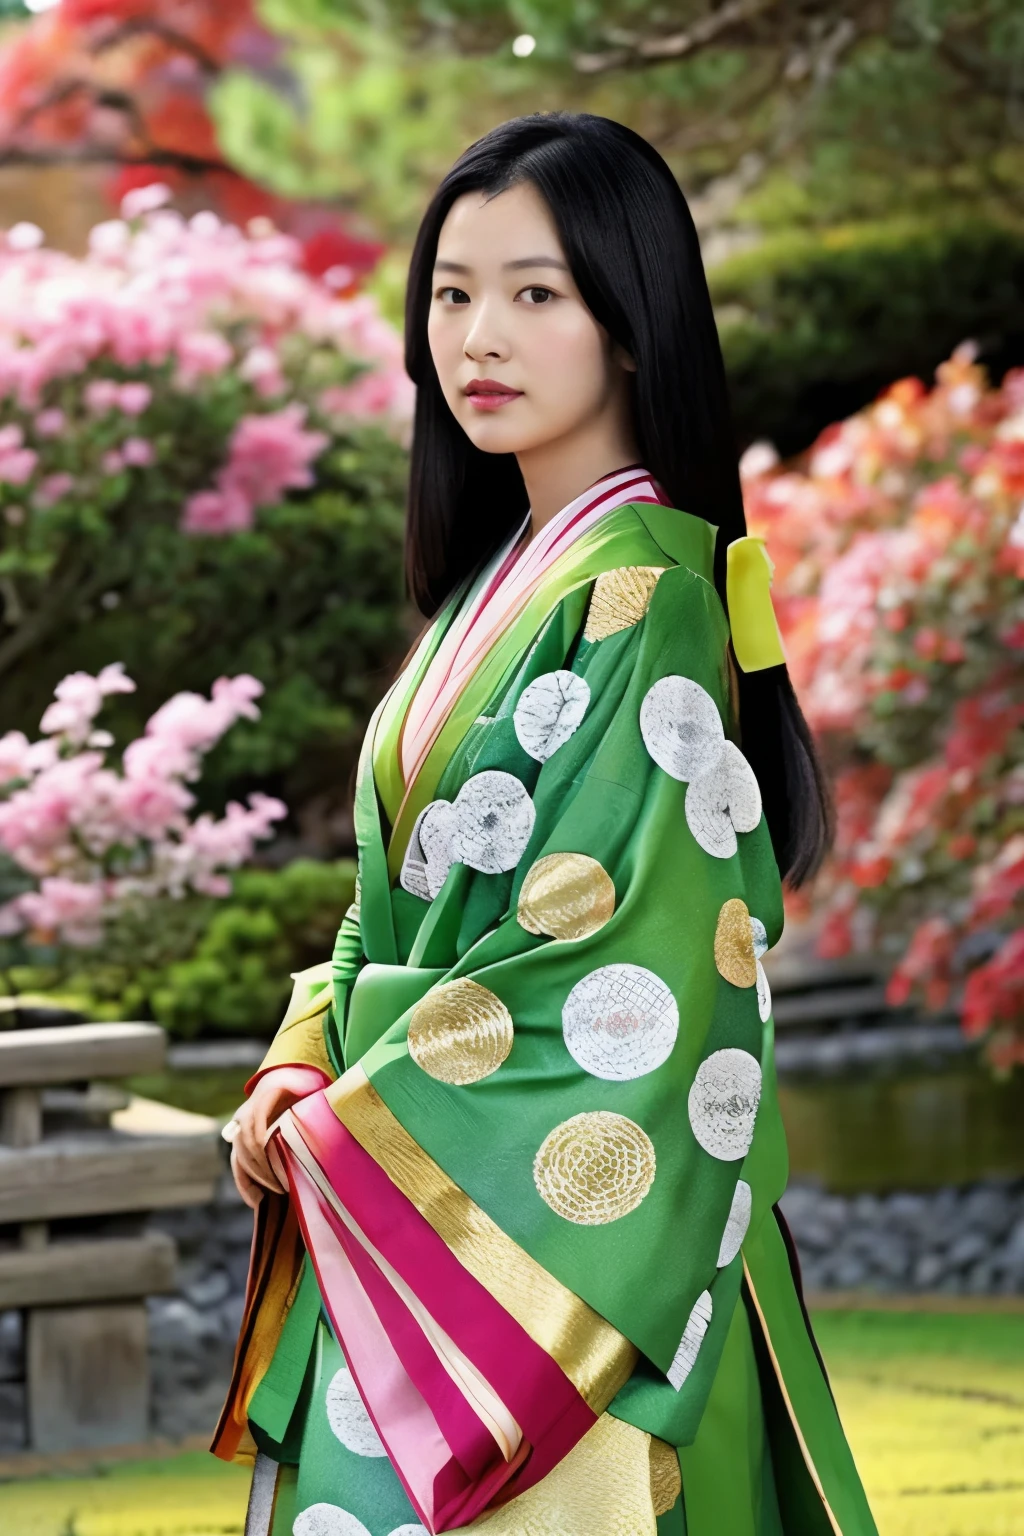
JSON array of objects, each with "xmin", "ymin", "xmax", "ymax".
[{"xmin": 253, "ymin": 500, "xmax": 877, "ymax": 1535}]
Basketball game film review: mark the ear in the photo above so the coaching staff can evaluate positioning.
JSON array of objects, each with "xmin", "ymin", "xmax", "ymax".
[{"xmin": 612, "ymin": 340, "xmax": 637, "ymax": 373}]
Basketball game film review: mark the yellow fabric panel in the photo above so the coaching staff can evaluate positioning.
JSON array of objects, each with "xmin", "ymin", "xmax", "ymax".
[{"xmin": 459, "ymin": 1414, "xmax": 658, "ymax": 1535}]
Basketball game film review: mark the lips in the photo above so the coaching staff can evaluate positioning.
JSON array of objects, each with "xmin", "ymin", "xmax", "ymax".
[{"xmin": 464, "ymin": 378, "xmax": 523, "ymax": 411}]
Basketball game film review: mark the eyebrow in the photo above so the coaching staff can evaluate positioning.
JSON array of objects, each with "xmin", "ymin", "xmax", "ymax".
[{"xmin": 433, "ymin": 255, "xmax": 569, "ymax": 274}]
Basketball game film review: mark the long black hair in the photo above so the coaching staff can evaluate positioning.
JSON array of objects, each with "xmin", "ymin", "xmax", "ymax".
[{"xmin": 404, "ymin": 111, "xmax": 832, "ymax": 886}]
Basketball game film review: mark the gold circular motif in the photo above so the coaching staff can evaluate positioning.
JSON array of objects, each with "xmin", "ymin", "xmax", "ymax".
[
  {"xmin": 517, "ymin": 852, "xmax": 616, "ymax": 941},
  {"xmin": 407, "ymin": 978, "xmax": 514, "ymax": 1085},
  {"xmin": 714, "ymin": 897, "xmax": 757, "ymax": 988},
  {"xmin": 533, "ymin": 1111, "xmax": 656, "ymax": 1225},
  {"xmin": 649, "ymin": 1436, "xmax": 682, "ymax": 1516},
  {"xmin": 583, "ymin": 565, "xmax": 666, "ymax": 643}
]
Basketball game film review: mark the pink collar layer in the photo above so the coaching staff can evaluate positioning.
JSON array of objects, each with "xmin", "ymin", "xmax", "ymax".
[{"xmin": 399, "ymin": 464, "xmax": 668, "ymax": 789}]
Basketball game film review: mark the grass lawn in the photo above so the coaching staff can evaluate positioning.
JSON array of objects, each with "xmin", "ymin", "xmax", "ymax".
[{"xmin": 1, "ymin": 1310, "xmax": 1022, "ymax": 1535}]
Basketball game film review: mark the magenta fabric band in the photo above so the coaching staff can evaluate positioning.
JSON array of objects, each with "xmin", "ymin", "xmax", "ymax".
[
  {"xmin": 292, "ymin": 1092, "xmax": 596, "ymax": 1483},
  {"xmin": 281, "ymin": 1151, "xmax": 447, "ymax": 1528},
  {"xmin": 278, "ymin": 1136, "xmax": 529, "ymax": 1531}
]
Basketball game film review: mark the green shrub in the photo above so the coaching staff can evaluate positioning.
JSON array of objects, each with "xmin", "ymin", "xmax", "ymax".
[
  {"xmin": 21, "ymin": 858, "xmax": 357, "ymax": 1038},
  {"xmin": 714, "ymin": 217, "xmax": 1024, "ymax": 453},
  {"xmin": 2, "ymin": 430, "xmax": 409, "ymax": 837}
]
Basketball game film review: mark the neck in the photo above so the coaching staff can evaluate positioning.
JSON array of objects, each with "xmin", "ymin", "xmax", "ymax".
[{"xmin": 516, "ymin": 427, "xmax": 641, "ymax": 543}]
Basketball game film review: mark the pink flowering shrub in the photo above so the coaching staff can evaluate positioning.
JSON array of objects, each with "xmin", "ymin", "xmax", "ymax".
[
  {"xmin": 743, "ymin": 346, "xmax": 1024, "ymax": 1068},
  {"xmin": 0, "ymin": 184, "xmax": 411, "ymax": 597},
  {"xmin": 0, "ymin": 663, "xmax": 285, "ymax": 955}
]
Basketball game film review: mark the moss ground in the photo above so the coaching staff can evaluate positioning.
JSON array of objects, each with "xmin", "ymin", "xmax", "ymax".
[{"xmin": 1, "ymin": 1311, "xmax": 1022, "ymax": 1535}]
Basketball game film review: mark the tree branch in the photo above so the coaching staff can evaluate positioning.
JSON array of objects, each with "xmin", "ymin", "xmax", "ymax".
[
  {"xmin": 88, "ymin": 19, "xmax": 223, "ymax": 77},
  {"xmin": 573, "ymin": 0, "xmax": 781, "ymax": 74}
]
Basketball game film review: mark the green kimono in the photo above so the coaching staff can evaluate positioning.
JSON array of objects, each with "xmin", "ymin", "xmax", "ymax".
[{"xmin": 215, "ymin": 499, "xmax": 877, "ymax": 1536}]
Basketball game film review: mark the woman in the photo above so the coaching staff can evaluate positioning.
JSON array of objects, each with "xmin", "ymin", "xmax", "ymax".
[{"xmin": 215, "ymin": 113, "xmax": 878, "ymax": 1536}]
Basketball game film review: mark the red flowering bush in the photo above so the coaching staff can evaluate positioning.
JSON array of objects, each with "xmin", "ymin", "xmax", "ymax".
[{"xmin": 742, "ymin": 346, "xmax": 1024, "ymax": 1068}]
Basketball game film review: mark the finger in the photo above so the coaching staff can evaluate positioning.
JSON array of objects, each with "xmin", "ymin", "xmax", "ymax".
[
  {"xmin": 231, "ymin": 1145, "xmax": 264, "ymax": 1209},
  {"xmin": 234, "ymin": 1134, "xmax": 285, "ymax": 1195}
]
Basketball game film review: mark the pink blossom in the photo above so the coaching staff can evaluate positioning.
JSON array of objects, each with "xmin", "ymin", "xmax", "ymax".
[
  {"xmin": 0, "ymin": 424, "xmax": 24, "ymax": 452},
  {"xmin": 121, "ymin": 436, "xmax": 154, "ymax": 467},
  {"xmin": 118, "ymin": 381, "xmax": 151, "ymax": 416},
  {"xmin": 6, "ymin": 223, "xmax": 43, "ymax": 252},
  {"xmin": 114, "ymin": 773, "xmax": 194, "ymax": 839},
  {"xmin": 85, "ymin": 378, "xmax": 120, "ymax": 414},
  {"xmin": 181, "ymin": 485, "xmax": 253, "ymax": 535},
  {"xmin": 34, "ymin": 407, "xmax": 64, "ymax": 437},
  {"xmin": 18, "ymin": 877, "xmax": 106, "ymax": 946},
  {"xmin": 238, "ymin": 345, "xmax": 284, "ymax": 398},
  {"xmin": 121, "ymin": 183, "xmax": 172, "ymax": 220},
  {"xmin": 101, "ymin": 449, "xmax": 124, "ymax": 476},
  {"xmin": 175, "ymin": 331, "xmax": 233, "ymax": 387},
  {"xmin": 39, "ymin": 662, "xmax": 135, "ymax": 745},
  {"xmin": 0, "ymin": 447, "xmax": 37, "ymax": 485},
  {"xmin": 34, "ymin": 472, "xmax": 73, "ymax": 508},
  {"xmin": 220, "ymin": 404, "xmax": 328, "ymax": 509},
  {"xmin": 0, "ymin": 731, "xmax": 34, "ymax": 786}
]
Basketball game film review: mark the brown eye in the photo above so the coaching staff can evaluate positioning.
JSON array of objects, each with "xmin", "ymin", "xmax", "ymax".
[
  {"xmin": 438, "ymin": 286, "xmax": 470, "ymax": 304},
  {"xmin": 518, "ymin": 286, "xmax": 554, "ymax": 305}
]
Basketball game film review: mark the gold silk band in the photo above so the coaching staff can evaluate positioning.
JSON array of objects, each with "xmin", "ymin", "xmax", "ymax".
[
  {"xmin": 725, "ymin": 536, "xmax": 786, "ymax": 673},
  {"xmin": 326, "ymin": 1065, "xmax": 637, "ymax": 1413}
]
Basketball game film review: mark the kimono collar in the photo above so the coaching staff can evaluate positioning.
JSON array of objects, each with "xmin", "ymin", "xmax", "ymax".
[{"xmin": 396, "ymin": 465, "xmax": 669, "ymax": 792}]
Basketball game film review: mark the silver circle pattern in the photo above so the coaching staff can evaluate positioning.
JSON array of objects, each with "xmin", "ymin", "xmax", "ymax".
[
  {"xmin": 639, "ymin": 675, "xmax": 724, "ymax": 782},
  {"xmin": 292, "ymin": 1505, "xmax": 371, "ymax": 1536},
  {"xmin": 687, "ymin": 1047, "xmax": 762, "ymax": 1161},
  {"xmin": 513, "ymin": 670, "xmax": 591, "ymax": 761},
  {"xmin": 684, "ymin": 741, "xmax": 762, "ymax": 859},
  {"xmin": 399, "ymin": 799, "xmax": 457, "ymax": 901},
  {"xmin": 451, "ymin": 770, "xmax": 536, "ymax": 874},
  {"xmin": 717, "ymin": 1179, "xmax": 752, "ymax": 1267},
  {"xmin": 324, "ymin": 1367, "xmax": 387, "ymax": 1457},
  {"xmin": 749, "ymin": 916, "xmax": 768, "ymax": 958},
  {"xmin": 756, "ymin": 961, "xmax": 772, "ymax": 1023},
  {"xmin": 561, "ymin": 963, "xmax": 679, "ymax": 1081},
  {"xmin": 667, "ymin": 1290, "xmax": 713, "ymax": 1390}
]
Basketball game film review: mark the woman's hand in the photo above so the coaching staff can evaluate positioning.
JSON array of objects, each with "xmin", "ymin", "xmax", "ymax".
[{"xmin": 228, "ymin": 1066, "xmax": 328, "ymax": 1209}]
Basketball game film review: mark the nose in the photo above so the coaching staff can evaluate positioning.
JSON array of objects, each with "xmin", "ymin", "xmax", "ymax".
[{"xmin": 462, "ymin": 297, "xmax": 510, "ymax": 364}]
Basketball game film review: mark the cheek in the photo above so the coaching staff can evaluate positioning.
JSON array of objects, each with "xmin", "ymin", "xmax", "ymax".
[
  {"xmin": 521, "ymin": 311, "xmax": 609, "ymax": 408},
  {"xmin": 427, "ymin": 311, "xmax": 462, "ymax": 394}
]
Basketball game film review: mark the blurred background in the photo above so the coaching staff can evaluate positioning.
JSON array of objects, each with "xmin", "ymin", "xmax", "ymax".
[{"xmin": 0, "ymin": 2, "xmax": 1021, "ymax": 1533}]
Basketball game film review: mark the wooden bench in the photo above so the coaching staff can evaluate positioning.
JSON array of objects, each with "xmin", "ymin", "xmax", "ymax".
[{"xmin": 0, "ymin": 1021, "xmax": 222, "ymax": 1454}]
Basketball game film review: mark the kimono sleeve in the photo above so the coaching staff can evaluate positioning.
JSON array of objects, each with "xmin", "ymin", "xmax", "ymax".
[
  {"xmin": 360, "ymin": 564, "xmax": 784, "ymax": 1424},
  {"xmin": 269, "ymin": 563, "xmax": 787, "ymax": 1529},
  {"xmin": 248, "ymin": 890, "xmax": 363, "ymax": 1086}
]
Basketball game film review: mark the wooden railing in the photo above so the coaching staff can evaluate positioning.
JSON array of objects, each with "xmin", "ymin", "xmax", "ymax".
[{"xmin": 0, "ymin": 1021, "xmax": 222, "ymax": 1454}]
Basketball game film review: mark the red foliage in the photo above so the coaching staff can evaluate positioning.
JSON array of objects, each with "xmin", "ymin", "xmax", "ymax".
[
  {"xmin": 744, "ymin": 346, "xmax": 1024, "ymax": 1064},
  {"xmin": 0, "ymin": 1, "xmax": 382, "ymax": 287}
]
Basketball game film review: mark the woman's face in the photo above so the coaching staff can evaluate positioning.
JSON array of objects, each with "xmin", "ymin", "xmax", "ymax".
[{"xmin": 427, "ymin": 180, "xmax": 634, "ymax": 460}]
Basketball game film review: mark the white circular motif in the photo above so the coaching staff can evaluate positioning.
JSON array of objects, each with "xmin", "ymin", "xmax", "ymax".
[
  {"xmin": 667, "ymin": 1290, "xmax": 713, "ymax": 1390},
  {"xmin": 325, "ymin": 1367, "xmax": 386, "ymax": 1457},
  {"xmin": 639, "ymin": 676, "xmax": 724, "ymax": 782},
  {"xmin": 293, "ymin": 1505, "xmax": 371, "ymax": 1536},
  {"xmin": 749, "ymin": 916, "xmax": 768, "ymax": 959},
  {"xmin": 685, "ymin": 741, "xmax": 762, "ymax": 859},
  {"xmin": 717, "ymin": 1179, "xmax": 752, "ymax": 1267},
  {"xmin": 400, "ymin": 799, "xmax": 457, "ymax": 901},
  {"xmin": 451, "ymin": 770, "xmax": 536, "ymax": 874},
  {"xmin": 514, "ymin": 671, "xmax": 591, "ymax": 761},
  {"xmin": 756, "ymin": 961, "xmax": 772, "ymax": 1023},
  {"xmin": 688, "ymin": 1048, "xmax": 762, "ymax": 1161},
  {"xmin": 562, "ymin": 964, "xmax": 679, "ymax": 1081}
]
